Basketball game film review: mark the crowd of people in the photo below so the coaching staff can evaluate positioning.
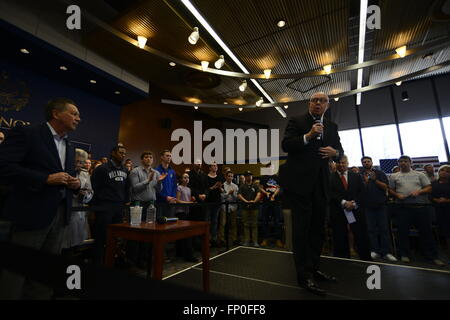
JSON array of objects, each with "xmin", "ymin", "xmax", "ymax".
[
  {"xmin": 45, "ymin": 145, "xmax": 450, "ymax": 270},
  {"xmin": 1, "ymin": 96, "xmax": 450, "ymax": 300}
]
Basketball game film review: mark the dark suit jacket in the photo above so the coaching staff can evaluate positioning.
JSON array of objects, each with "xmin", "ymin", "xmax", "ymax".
[
  {"xmin": 330, "ymin": 171, "xmax": 364, "ymax": 212},
  {"xmin": 279, "ymin": 112, "xmax": 344, "ymax": 199},
  {"xmin": 0, "ymin": 123, "xmax": 75, "ymax": 231}
]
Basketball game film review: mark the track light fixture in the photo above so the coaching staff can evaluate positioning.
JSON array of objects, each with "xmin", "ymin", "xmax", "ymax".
[
  {"xmin": 239, "ymin": 80, "xmax": 247, "ymax": 92},
  {"xmin": 263, "ymin": 69, "xmax": 271, "ymax": 79},
  {"xmin": 256, "ymin": 97, "xmax": 264, "ymax": 107},
  {"xmin": 188, "ymin": 27, "xmax": 200, "ymax": 45},
  {"xmin": 214, "ymin": 55, "xmax": 225, "ymax": 69}
]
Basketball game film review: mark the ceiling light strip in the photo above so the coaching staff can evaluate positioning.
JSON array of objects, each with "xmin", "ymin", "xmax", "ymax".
[
  {"xmin": 356, "ymin": 0, "xmax": 368, "ymax": 105},
  {"xmin": 180, "ymin": 0, "xmax": 285, "ymax": 118},
  {"xmin": 161, "ymin": 59, "xmax": 450, "ymax": 109},
  {"xmin": 68, "ymin": 7, "xmax": 450, "ymax": 80}
]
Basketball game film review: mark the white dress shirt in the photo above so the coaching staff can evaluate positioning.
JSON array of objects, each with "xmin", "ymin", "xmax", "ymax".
[{"xmin": 46, "ymin": 122, "xmax": 67, "ymax": 170}]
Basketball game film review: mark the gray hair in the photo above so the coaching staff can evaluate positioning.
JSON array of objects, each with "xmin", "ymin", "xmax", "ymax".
[{"xmin": 75, "ymin": 148, "xmax": 88, "ymax": 162}]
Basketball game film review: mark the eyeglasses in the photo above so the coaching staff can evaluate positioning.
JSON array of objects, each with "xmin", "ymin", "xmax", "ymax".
[{"xmin": 310, "ymin": 97, "xmax": 329, "ymax": 104}]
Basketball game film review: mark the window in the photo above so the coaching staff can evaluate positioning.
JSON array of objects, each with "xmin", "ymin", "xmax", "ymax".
[
  {"xmin": 338, "ymin": 129, "xmax": 363, "ymax": 167},
  {"xmin": 443, "ymin": 117, "xmax": 450, "ymax": 149},
  {"xmin": 361, "ymin": 124, "xmax": 401, "ymax": 166},
  {"xmin": 399, "ymin": 118, "xmax": 448, "ymax": 162}
]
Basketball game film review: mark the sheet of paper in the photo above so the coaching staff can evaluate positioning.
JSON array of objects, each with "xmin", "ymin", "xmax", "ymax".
[{"xmin": 344, "ymin": 209, "xmax": 356, "ymax": 224}]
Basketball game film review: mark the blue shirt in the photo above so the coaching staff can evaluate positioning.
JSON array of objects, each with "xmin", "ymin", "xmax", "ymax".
[{"xmin": 155, "ymin": 164, "xmax": 177, "ymax": 202}]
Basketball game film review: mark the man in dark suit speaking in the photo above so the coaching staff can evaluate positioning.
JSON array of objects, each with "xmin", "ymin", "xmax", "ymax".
[
  {"xmin": 280, "ymin": 92, "xmax": 343, "ymax": 296},
  {"xmin": 0, "ymin": 98, "xmax": 81, "ymax": 299}
]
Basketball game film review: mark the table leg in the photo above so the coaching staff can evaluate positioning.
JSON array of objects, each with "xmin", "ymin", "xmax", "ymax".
[
  {"xmin": 201, "ymin": 227, "xmax": 210, "ymax": 292},
  {"xmin": 152, "ymin": 238, "xmax": 164, "ymax": 280},
  {"xmin": 104, "ymin": 230, "xmax": 117, "ymax": 267}
]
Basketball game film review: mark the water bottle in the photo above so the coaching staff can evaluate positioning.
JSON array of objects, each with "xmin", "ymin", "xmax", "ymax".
[{"xmin": 146, "ymin": 201, "xmax": 156, "ymax": 224}]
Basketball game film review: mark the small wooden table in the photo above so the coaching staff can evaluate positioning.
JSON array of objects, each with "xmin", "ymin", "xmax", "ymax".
[{"xmin": 105, "ymin": 220, "xmax": 210, "ymax": 291}]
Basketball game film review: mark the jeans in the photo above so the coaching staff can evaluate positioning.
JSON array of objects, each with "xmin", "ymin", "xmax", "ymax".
[
  {"xmin": 206, "ymin": 204, "xmax": 221, "ymax": 242},
  {"xmin": 396, "ymin": 206, "xmax": 437, "ymax": 260},
  {"xmin": 365, "ymin": 206, "xmax": 391, "ymax": 256}
]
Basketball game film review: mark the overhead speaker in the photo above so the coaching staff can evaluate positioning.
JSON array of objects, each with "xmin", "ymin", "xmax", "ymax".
[{"xmin": 401, "ymin": 91, "xmax": 409, "ymax": 101}]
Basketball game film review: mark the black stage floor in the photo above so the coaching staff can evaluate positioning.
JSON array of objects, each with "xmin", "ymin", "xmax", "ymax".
[{"xmin": 164, "ymin": 246, "xmax": 450, "ymax": 300}]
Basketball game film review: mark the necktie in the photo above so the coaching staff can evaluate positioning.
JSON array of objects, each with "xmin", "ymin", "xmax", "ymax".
[{"xmin": 340, "ymin": 173, "xmax": 348, "ymax": 190}]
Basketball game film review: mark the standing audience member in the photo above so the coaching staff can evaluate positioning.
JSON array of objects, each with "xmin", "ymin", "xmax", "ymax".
[
  {"xmin": 206, "ymin": 163, "xmax": 224, "ymax": 247},
  {"xmin": 91, "ymin": 145, "xmax": 130, "ymax": 265},
  {"xmin": 100, "ymin": 157, "xmax": 108, "ymax": 164},
  {"xmin": 84, "ymin": 159, "xmax": 92, "ymax": 173},
  {"xmin": 219, "ymin": 171, "xmax": 239, "ymax": 246},
  {"xmin": 329, "ymin": 155, "xmax": 371, "ymax": 260},
  {"xmin": 389, "ymin": 155, "xmax": 444, "ymax": 266},
  {"xmin": 175, "ymin": 173, "xmax": 198, "ymax": 262},
  {"xmin": 155, "ymin": 150, "xmax": 178, "ymax": 218},
  {"xmin": 279, "ymin": 92, "xmax": 343, "ymax": 296},
  {"xmin": 0, "ymin": 97, "xmax": 81, "ymax": 299},
  {"xmin": 360, "ymin": 156, "xmax": 397, "ymax": 261},
  {"xmin": 424, "ymin": 164, "xmax": 437, "ymax": 183},
  {"xmin": 188, "ymin": 160, "xmax": 208, "ymax": 219},
  {"xmin": 259, "ymin": 171, "xmax": 283, "ymax": 248},
  {"xmin": 238, "ymin": 171, "xmax": 261, "ymax": 247},
  {"xmin": 127, "ymin": 151, "xmax": 165, "ymax": 268},
  {"xmin": 430, "ymin": 165, "xmax": 450, "ymax": 258},
  {"xmin": 62, "ymin": 148, "xmax": 93, "ymax": 251}
]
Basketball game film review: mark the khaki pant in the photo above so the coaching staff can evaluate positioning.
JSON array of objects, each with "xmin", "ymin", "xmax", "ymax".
[
  {"xmin": 218, "ymin": 208, "xmax": 237, "ymax": 244},
  {"xmin": 242, "ymin": 208, "xmax": 259, "ymax": 243}
]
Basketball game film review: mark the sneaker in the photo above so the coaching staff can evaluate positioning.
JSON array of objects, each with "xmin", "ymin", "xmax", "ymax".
[
  {"xmin": 433, "ymin": 259, "xmax": 445, "ymax": 266},
  {"xmin": 275, "ymin": 240, "xmax": 285, "ymax": 248},
  {"xmin": 370, "ymin": 252, "xmax": 380, "ymax": 259},
  {"xmin": 384, "ymin": 254, "xmax": 398, "ymax": 262},
  {"xmin": 253, "ymin": 242, "xmax": 260, "ymax": 247},
  {"xmin": 260, "ymin": 239, "xmax": 270, "ymax": 247},
  {"xmin": 401, "ymin": 256, "xmax": 410, "ymax": 263}
]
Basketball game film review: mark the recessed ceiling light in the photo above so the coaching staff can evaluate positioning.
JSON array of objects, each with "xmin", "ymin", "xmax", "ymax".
[
  {"xmin": 277, "ymin": 20, "xmax": 286, "ymax": 28},
  {"xmin": 283, "ymin": 105, "xmax": 288, "ymax": 109},
  {"xmin": 20, "ymin": 48, "xmax": 30, "ymax": 54},
  {"xmin": 395, "ymin": 45, "xmax": 407, "ymax": 58},
  {"xmin": 395, "ymin": 81, "xmax": 402, "ymax": 86},
  {"xmin": 223, "ymin": 102, "xmax": 228, "ymax": 104},
  {"xmin": 323, "ymin": 64, "xmax": 332, "ymax": 75},
  {"xmin": 201, "ymin": 61, "xmax": 209, "ymax": 71},
  {"xmin": 334, "ymin": 97, "xmax": 339, "ymax": 101},
  {"xmin": 194, "ymin": 105, "xmax": 199, "ymax": 109},
  {"xmin": 137, "ymin": 36, "xmax": 147, "ymax": 49},
  {"xmin": 115, "ymin": 91, "xmax": 121, "ymax": 95},
  {"xmin": 169, "ymin": 62, "xmax": 176, "ymax": 67},
  {"xmin": 59, "ymin": 66, "xmax": 68, "ymax": 71},
  {"xmin": 238, "ymin": 107, "xmax": 243, "ymax": 111},
  {"xmin": 90, "ymin": 80, "xmax": 97, "ymax": 84},
  {"xmin": 263, "ymin": 69, "xmax": 271, "ymax": 79}
]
